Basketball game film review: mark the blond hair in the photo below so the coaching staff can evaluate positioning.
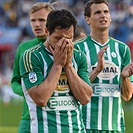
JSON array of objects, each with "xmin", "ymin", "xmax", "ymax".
[{"xmin": 30, "ymin": 2, "xmax": 54, "ymax": 14}]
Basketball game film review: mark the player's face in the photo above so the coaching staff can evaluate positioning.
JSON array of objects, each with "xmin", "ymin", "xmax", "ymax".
[
  {"xmin": 30, "ymin": 8, "xmax": 50, "ymax": 39},
  {"xmin": 86, "ymin": 3, "xmax": 111, "ymax": 31},
  {"xmin": 45, "ymin": 26, "xmax": 74, "ymax": 50}
]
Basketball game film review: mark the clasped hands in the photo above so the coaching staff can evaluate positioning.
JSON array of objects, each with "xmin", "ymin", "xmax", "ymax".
[{"xmin": 49, "ymin": 37, "xmax": 73, "ymax": 68}]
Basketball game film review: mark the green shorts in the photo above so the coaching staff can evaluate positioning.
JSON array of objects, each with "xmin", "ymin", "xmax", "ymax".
[
  {"xmin": 18, "ymin": 119, "xmax": 30, "ymax": 133},
  {"xmin": 86, "ymin": 129, "xmax": 125, "ymax": 133}
]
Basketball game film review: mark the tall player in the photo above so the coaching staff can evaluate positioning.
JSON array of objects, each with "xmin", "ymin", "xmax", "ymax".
[
  {"xmin": 11, "ymin": 2, "xmax": 54, "ymax": 133},
  {"xmin": 74, "ymin": 0, "xmax": 133, "ymax": 132}
]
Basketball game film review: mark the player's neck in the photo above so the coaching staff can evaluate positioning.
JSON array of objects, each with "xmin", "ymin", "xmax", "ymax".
[{"xmin": 90, "ymin": 30, "xmax": 109, "ymax": 45}]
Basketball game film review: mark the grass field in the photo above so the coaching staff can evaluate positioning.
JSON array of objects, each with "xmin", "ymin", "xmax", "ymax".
[
  {"xmin": 122, "ymin": 98, "xmax": 133, "ymax": 133},
  {"xmin": 0, "ymin": 99, "xmax": 22, "ymax": 133},
  {"xmin": 0, "ymin": 98, "xmax": 133, "ymax": 133}
]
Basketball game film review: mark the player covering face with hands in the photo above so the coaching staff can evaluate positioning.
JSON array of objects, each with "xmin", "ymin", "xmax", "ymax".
[{"xmin": 20, "ymin": 9, "xmax": 92, "ymax": 133}]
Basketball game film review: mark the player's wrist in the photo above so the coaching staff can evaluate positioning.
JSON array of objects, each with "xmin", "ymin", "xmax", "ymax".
[{"xmin": 95, "ymin": 66, "xmax": 103, "ymax": 73}]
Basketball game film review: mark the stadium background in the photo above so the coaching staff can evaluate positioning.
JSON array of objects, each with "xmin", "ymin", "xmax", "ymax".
[{"xmin": 0, "ymin": 0, "xmax": 133, "ymax": 133}]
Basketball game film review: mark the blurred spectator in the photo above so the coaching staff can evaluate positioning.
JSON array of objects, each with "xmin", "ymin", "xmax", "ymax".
[{"xmin": 73, "ymin": 25, "xmax": 86, "ymax": 41}]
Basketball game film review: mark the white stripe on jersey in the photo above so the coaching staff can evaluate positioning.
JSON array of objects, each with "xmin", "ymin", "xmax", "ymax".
[
  {"xmin": 108, "ymin": 97, "xmax": 113, "ymax": 130},
  {"xmin": 39, "ymin": 52, "xmax": 48, "ymax": 78},
  {"xmin": 43, "ymin": 111, "xmax": 48, "ymax": 133},
  {"xmin": 21, "ymin": 80, "xmax": 38, "ymax": 132},
  {"xmin": 98, "ymin": 96, "xmax": 102, "ymax": 130},
  {"xmin": 115, "ymin": 42, "xmax": 121, "ymax": 80},
  {"xmin": 84, "ymin": 42, "xmax": 91, "ymax": 72},
  {"xmin": 77, "ymin": 105, "xmax": 83, "ymax": 133},
  {"xmin": 56, "ymin": 111, "xmax": 61, "ymax": 133},
  {"xmin": 72, "ymin": 55, "xmax": 78, "ymax": 72},
  {"xmin": 86, "ymin": 101, "xmax": 91, "ymax": 129},
  {"xmin": 67, "ymin": 111, "xmax": 73, "ymax": 133},
  {"xmin": 118, "ymin": 98, "xmax": 122, "ymax": 131},
  {"xmin": 107, "ymin": 44, "xmax": 113, "ymax": 83}
]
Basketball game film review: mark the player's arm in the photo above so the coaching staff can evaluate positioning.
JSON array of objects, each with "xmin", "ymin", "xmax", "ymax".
[
  {"xmin": 64, "ymin": 41, "xmax": 92, "ymax": 105},
  {"xmin": 27, "ymin": 64, "xmax": 62, "ymax": 107},
  {"xmin": 11, "ymin": 47, "xmax": 24, "ymax": 96},
  {"xmin": 21, "ymin": 38, "xmax": 68, "ymax": 107},
  {"xmin": 121, "ymin": 63, "xmax": 133, "ymax": 101}
]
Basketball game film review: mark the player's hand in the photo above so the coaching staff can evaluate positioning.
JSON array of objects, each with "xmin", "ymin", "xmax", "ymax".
[
  {"xmin": 49, "ymin": 38, "xmax": 68, "ymax": 67},
  {"xmin": 121, "ymin": 63, "xmax": 133, "ymax": 77},
  {"xmin": 64, "ymin": 39, "xmax": 73, "ymax": 67},
  {"xmin": 96, "ymin": 46, "xmax": 108, "ymax": 72}
]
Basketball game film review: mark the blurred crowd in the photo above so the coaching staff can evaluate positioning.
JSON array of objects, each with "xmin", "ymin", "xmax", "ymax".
[{"xmin": 0, "ymin": 0, "xmax": 133, "ymax": 104}]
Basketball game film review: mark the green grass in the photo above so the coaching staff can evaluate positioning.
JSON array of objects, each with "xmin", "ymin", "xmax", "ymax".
[
  {"xmin": 0, "ymin": 98, "xmax": 133, "ymax": 133},
  {"xmin": 122, "ymin": 98, "xmax": 133, "ymax": 133},
  {"xmin": 0, "ymin": 99, "xmax": 23, "ymax": 133}
]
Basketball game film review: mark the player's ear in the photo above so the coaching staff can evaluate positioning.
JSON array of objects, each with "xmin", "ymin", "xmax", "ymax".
[
  {"xmin": 85, "ymin": 16, "xmax": 90, "ymax": 25},
  {"xmin": 110, "ymin": 17, "xmax": 112, "ymax": 22},
  {"xmin": 45, "ymin": 27, "xmax": 49, "ymax": 36}
]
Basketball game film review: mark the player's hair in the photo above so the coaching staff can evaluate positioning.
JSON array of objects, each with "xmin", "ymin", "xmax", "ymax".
[
  {"xmin": 74, "ymin": 25, "xmax": 86, "ymax": 41},
  {"xmin": 46, "ymin": 9, "xmax": 77, "ymax": 35},
  {"xmin": 84, "ymin": 0, "xmax": 109, "ymax": 17},
  {"xmin": 30, "ymin": 2, "xmax": 54, "ymax": 14}
]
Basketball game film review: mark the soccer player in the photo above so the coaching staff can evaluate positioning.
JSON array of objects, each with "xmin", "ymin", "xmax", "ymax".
[
  {"xmin": 74, "ymin": 0, "xmax": 133, "ymax": 132},
  {"xmin": 11, "ymin": 2, "xmax": 54, "ymax": 133},
  {"xmin": 20, "ymin": 9, "xmax": 92, "ymax": 133}
]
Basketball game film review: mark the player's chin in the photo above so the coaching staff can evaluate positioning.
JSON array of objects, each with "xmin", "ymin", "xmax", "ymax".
[
  {"xmin": 34, "ymin": 32, "xmax": 44, "ymax": 37},
  {"xmin": 36, "ymin": 34, "xmax": 46, "ymax": 39}
]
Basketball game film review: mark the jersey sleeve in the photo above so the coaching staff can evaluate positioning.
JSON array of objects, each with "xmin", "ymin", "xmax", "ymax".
[
  {"xmin": 121, "ymin": 45, "xmax": 131, "ymax": 70},
  {"xmin": 74, "ymin": 50, "xmax": 91, "ymax": 85},
  {"xmin": 11, "ymin": 46, "xmax": 24, "ymax": 96},
  {"xmin": 20, "ymin": 50, "xmax": 44, "ymax": 90}
]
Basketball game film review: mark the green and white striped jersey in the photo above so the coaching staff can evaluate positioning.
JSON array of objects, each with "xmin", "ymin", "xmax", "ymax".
[
  {"xmin": 74, "ymin": 35, "xmax": 131, "ymax": 132},
  {"xmin": 20, "ymin": 42, "xmax": 90, "ymax": 133}
]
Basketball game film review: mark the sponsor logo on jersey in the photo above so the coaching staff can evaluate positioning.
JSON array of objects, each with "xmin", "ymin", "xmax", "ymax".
[
  {"xmin": 29, "ymin": 71, "xmax": 37, "ymax": 83},
  {"xmin": 92, "ymin": 84, "xmax": 120, "ymax": 97},
  {"xmin": 92, "ymin": 60, "xmax": 120, "ymax": 80},
  {"xmin": 43, "ymin": 96, "xmax": 77, "ymax": 111},
  {"xmin": 55, "ymin": 72, "xmax": 70, "ymax": 93}
]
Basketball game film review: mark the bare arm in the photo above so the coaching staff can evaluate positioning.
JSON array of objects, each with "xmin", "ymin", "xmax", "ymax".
[
  {"xmin": 89, "ymin": 46, "xmax": 108, "ymax": 82},
  {"xmin": 65, "ymin": 40, "xmax": 92, "ymax": 105},
  {"xmin": 28, "ymin": 38, "xmax": 68, "ymax": 107},
  {"xmin": 121, "ymin": 63, "xmax": 133, "ymax": 101},
  {"xmin": 28, "ymin": 64, "xmax": 62, "ymax": 107},
  {"xmin": 65, "ymin": 64, "xmax": 92, "ymax": 105}
]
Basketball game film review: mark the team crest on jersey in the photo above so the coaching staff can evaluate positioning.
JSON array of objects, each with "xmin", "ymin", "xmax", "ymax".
[
  {"xmin": 29, "ymin": 71, "xmax": 37, "ymax": 83},
  {"xmin": 111, "ymin": 52, "xmax": 117, "ymax": 58},
  {"xmin": 92, "ymin": 60, "xmax": 120, "ymax": 80}
]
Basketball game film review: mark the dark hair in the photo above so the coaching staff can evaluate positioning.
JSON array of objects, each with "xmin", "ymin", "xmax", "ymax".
[
  {"xmin": 46, "ymin": 9, "xmax": 77, "ymax": 34},
  {"xmin": 84, "ymin": 0, "xmax": 109, "ymax": 17}
]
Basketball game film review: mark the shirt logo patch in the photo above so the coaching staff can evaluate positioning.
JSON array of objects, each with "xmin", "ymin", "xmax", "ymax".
[
  {"xmin": 29, "ymin": 71, "xmax": 37, "ymax": 83},
  {"xmin": 111, "ymin": 52, "xmax": 117, "ymax": 58},
  {"xmin": 43, "ymin": 96, "xmax": 78, "ymax": 111}
]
